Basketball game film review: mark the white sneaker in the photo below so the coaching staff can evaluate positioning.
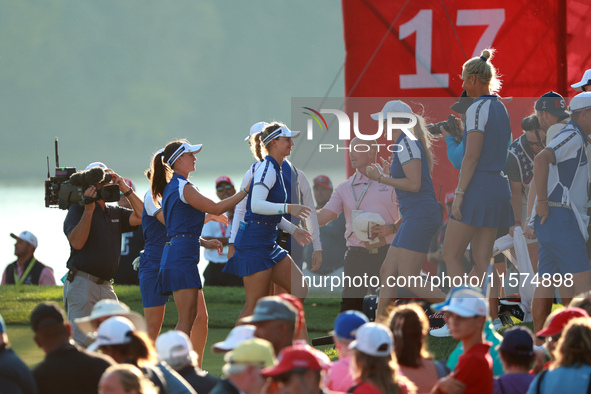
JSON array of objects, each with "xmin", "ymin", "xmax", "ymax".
[
  {"xmin": 429, "ymin": 323, "xmax": 452, "ymax": 337},
  {"xmin": 492, "ymin": 318, "xmax": 503, "ymax": 331}
]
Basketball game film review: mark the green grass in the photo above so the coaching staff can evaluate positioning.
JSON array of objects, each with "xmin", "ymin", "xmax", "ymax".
[{"xmin": 0, "ymin": 285, "xmax": 541, "ymax": 376}]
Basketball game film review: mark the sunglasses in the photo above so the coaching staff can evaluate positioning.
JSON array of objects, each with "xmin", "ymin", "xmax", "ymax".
[{"xmin": 216, "ymin": 185, "xmax": 234, "ymax": 192}]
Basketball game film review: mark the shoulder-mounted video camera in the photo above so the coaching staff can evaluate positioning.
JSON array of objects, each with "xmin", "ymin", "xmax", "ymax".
[
  {"xmin": 426, "ymin": 114, "xmax": 463, "ymax": 140},
  {"xmin": 45, "ymin": 138, "xmax": 120, "ymax": 209}
]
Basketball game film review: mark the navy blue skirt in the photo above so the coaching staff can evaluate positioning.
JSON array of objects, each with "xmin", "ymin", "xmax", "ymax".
[
  {"xmin": 393, "ymin": 203, "xmax": 441, "ymax": 253},
  {"xmin": 157, "ymin": 235, "xmax": 202, "ymax": 295},
  {"xmin": 224, "ymin": 221, "xmax": 288, "ymax": 277}
]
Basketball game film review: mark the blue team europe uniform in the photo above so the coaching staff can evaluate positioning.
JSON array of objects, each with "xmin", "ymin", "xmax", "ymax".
[
  {"xmin": 138, "ymin": 190, "xmax": 169, "ymax": 307},
  {"xmin": 158, "ymin": 173, "xmax": 205, "ymax": 295},
  {"xmin": 390, "ymin": 134, "xmax": 441, "ymax": 253},
  {"xmin": 534, "ymin": 121, "xmax": 591, "ymax": 276},
  {"xmin": 224, "ymin": 156, "xmax": 289, "ymax": 277},
  {"xmin": 455, "ymin": 95, "xmax": 514, "ymax": 228}
]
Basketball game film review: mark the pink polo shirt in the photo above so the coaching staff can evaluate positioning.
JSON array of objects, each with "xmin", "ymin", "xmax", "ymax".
[{"xmin": 324, "ymin": 171, "xmax": 399, "ymax": 248}]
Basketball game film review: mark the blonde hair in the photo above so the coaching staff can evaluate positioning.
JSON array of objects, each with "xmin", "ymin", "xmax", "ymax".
[
  {"xmin": 412, "ymin": 114, "xmax": 434, "ymax": 172},
  {"xmin": 553, "ymin": 317, "xmax": 591, "ymax": 369},
  {"xmin": 462, "ymin": 48, "xmax": 502, "ymax": 94}
]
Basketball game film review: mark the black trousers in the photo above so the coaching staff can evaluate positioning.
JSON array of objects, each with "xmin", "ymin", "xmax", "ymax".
[{"xmin": 340, "ymin": 245, "xmax": 389, "ymax": 312}]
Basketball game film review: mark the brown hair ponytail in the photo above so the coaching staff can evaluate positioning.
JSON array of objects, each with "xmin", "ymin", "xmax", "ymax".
[{"xmin": 151, "ymin": 140, "xmax": 183, "ymax": 202}]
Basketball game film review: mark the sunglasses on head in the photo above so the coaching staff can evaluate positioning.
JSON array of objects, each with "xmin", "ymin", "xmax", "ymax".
[{"xmin": 216, "ymin": 184, "xmax": 234, "ymax": 192}]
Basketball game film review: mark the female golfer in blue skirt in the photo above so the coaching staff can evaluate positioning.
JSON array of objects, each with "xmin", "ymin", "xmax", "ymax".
[
  {"xmin": 366, "ymin": 101, "xmax": 446, "ymax": 318},
  {"xmin": 151, "ymin": 140, "xmax": 247, "ymax": 337},
  {"xmin": 224, "ymin": 123, "xmax": 312, "ymax": 319}
]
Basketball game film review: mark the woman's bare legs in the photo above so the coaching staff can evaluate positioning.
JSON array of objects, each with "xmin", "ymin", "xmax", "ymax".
[{"xmin": 190, "ymin": 290, "xmax": 208, "ymax": 368}]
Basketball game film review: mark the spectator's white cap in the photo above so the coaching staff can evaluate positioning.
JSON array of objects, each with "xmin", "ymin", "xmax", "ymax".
[
  {"xmin": 348, "ymin": 322, "xmax": 392, "ymax": 357},
  {"xmin": 74, "ymin": 299, "xmax": 146, "ymax": 335},
  {"xmin": 212, "ymin": 325, "xmax": 256, "ymax": 353},
  {"xmin": 570, "ymin": 92, "xmax": 591, "ymax": 113},
  {"xmin": 246, "ymin": 122, "xmax": 270, "ymax": 141},
  {"xmin": 156, "ymin": 330, "xmax": 192, "ymax": 362},
  {"xmin": 433, "ymin": 286, "xmax": 488, "ymax": 317},
  {"xmin": 88, "ymin": 316, "xmax": 135, "ymax": 351},
  {"xmin": 370, "ymin": 100, "xmax": 413, "ymax": 120},
  {"xmin": 10, "ymin": 231, "xmax": 38, "ymax": 248},
  {"xmin": 571, "ymin": 69, "xmax": 591, "ymax": 91}
]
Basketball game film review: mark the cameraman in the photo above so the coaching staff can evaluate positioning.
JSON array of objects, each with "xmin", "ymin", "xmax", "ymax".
[{"xmin": 63, "ymin": 162, "xmax": 143, "ymax": 346}]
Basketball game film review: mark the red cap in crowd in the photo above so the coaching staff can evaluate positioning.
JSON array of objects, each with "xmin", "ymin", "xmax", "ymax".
[
  {"xmin": 313, "ymin": 175, "xmax": 332, "ymax": 189},
  {"xmin": 261, "ymin": 346, "xmax": 323, "ymax": 377},
  {"xmin": 215, "ymin": 175, "xmax": 233, "ymax": 187},
  {"xmin": 536, "ymin": 307, "xmax": 589, "ymax": 338}
]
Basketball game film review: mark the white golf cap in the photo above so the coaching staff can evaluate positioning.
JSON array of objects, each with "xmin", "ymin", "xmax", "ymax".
[
  {"xmin": 433, "ymin": 286, "xmax": 488, "ymax": 317},
  {"xmin": 74, "ymin": 299, "xmax": 146, "ymax": 336},
  {"xmin": 570, "ymin": 92, "xmax": 591, "ymax": 113},
  {"xmin": 87, "ymin": 316, "xmax": 135, "ymax": 351},
  {"xmin": 571, "ymin": 69, "xmax": 591, "ymax": 91},
  {"xmin": 245, "ymin": 122, "xmax": 270, "ymax": 141},
  {"xmin": 212, "ymin": 325, "xmax": 256, "ymax": 353},
  {"xmin": 85, "ymin": 162, "xmax": 108, "ymax": 171},
  {"xmin": 348, "ymin": 322, "xmax": 392, "ymax": 357},
  {"xmin": 156, "ymin": 330, "xmax": 192, "ymax": 362},
  {"xmin": 167, "ymin": 142, "xmax": 203, "ymax": 167},
  {"xmin": 262, "ymin": 124, "xmax": 300, "ymax": 146},
  {"xmin": 10, "ymin": 231, "xmax": 38, "ymax": 248},
  {"xmin": 370, "ymin": 100, "xmax": 413, "ymax": 121},
  {"xmin": 352, "ymin": 212, "xmax": 385, "ymax": 242}
]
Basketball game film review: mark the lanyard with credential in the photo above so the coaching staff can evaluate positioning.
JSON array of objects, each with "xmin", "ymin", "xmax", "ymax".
[
  {"xmin": 14, "ymin": 257, "xmax": 37, "ymax": 285},
  {"xmin": 350, "ymin": 173, "xmax": 371, "ymax": 210}
]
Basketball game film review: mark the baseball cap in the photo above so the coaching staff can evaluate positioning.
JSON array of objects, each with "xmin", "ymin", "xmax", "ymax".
[
  {"xmin": 30, "ymin": 302, "xmax": 66, "ymax": 332},
  {"xmin": 500, "ymin": 326, "xmax": 534, "ymax": 356},
  {"xmin": 261, "ymin": 345, "xmax": 323, "ymax": 377},
  {"xmin": 10, "ymin": 231, "xmax": 38, "ymax": 248},
  {"xmin": 536, "ymin": 307, "xmax": 589, "ymax": 338},
  {"xmin": 212, "ymin": 325, "xmax": 256, "ymax": 353},
  {"xmin": 123, "ymin": 178, "xmax": 135, "ymax": 192},
  {"xmin": 371, "ymin": 100, "xmax": 413, "ymax": 121},
  {"xmin": 156, "ymin": 330, "xmax": 192, "ymax": 362},
  {"xmin": 444, "ymin": 191, "xmax": 455, "ymax": 205},
  {"xmin": 240, "ymin": 296, "xmax": 297, "ymax": 324},
  {"xmin": 167, "ymin": 142, "xmax": 203, "ymax": 167},
  {"xmin": 432, "ymin": 286, "xmax": 488, "ymax": 317},
  {"xmin": 352, "ymin": 212, "xmax": 386, "ymax": 242},
  {"xmin": 569, "ymin": 92, "xmax": 591, "ymax": 113},
  {"xmin": 572, "ymin": 69, "xmax": 591, "ymax": 91},
  {"xmin": 262, "ymin": 124, "xmax": 300, "ymax": 146},
  {"xmin": 0, "ymin": 313, "xmax": 5, "ymax": 334},
  {"xmin": 331, "ymin": 310, "xmax": 369, "ymax": 340},
  {"xmin": 348, "ymin": 322, "xmax": 393, "ymax": 357},
  {"xmin": 215, "ymin": 175, "xmax": 234, "ymax": 187},
  {"xmin": 246, "ymin": 121, "xmax": 270, "ymax": 141},
  {"xmin": 450, "ymin": 90, "xmax": 474, "ymax": 114},
  {"xmin": 90, "ymin": 316, "xmax": 135, "ymax": 350},
  {"xmin": 313, "ymin": 175, "xmax": 333, "ymax": 190},
  {"xmin": 535, "ymin": 91, "xmax": 569, "ymax": 118},
  {"xmin": 222, "ymin": 338, "xmax": 276, "ymax": 376},
  {"xmin": 85, "ymin": 162, "xmax": 108, "ymax": 171},
  {"xmin": 74, "ymin": 299, "xmax": 146, "ymax": 335}
]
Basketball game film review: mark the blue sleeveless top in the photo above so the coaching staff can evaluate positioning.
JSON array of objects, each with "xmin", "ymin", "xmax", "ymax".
[
  {"xmin": 161, "ymin": 173, "xmax": 205, "ymax": 237},
  {"xmin": 141, "ymin": 191, "xmax": 169, "ymax": 261}
]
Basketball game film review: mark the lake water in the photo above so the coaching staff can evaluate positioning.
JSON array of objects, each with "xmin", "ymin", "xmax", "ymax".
[{"xmin": 1, "ymin": 168, "xmax": 347, "ymax": 285}]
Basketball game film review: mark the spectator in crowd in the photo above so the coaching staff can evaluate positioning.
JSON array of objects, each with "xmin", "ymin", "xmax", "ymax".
[
  {"xmin": 0, "ymin": 312, "xmax": 38, "ymax": 394},
  {"xmin": 440, "ymin": 90, "xmax": 474, "ymax": 169},
  {"xmin": 572, "ymin": 68, "xmax": 591, "ymax": 92},
  {"xmin": 303, "ymin": 175, "xmax": 346, "ymax": 279},
  {"xmin": 529, "ymin": 92, "xmax": 591, "ymax": 344},
  {"xmin": 324, "ymin": 310, "xmax": 369, "ymax": 392},
  {"xmin": 114, "ymin": 178, "xmax": 144, "ymax": 285},
  {"xmin": 202, "ymin": 175, "xmax": 243, "ymax": 287},
  {"xmin": 388, "ymin": 303, "xmax": 450, "ymax": 393},
  {"xmin": 63, "ymin": 161, "xmax": 143, "ymax": 346},
  {"xmin": 261, "ymin": 345, "xmax": 326, "ymax": 394},
  {"xmin": 156, "ymin": 330, "xmax": 220, "ymax": 394},
  {"xmin": 535, "ymin": 307, "xmax": 589, "ymax": 371},
  {"xmin": 2, "ymin": 230, "xmax": 55, "ymax": 285},
  {"xmin": 211, "ymin": 325, "xmax": 255, "ymax": 354},
  {"xmin": 99, "ymin": 364, "xmax": 158, "ymax": 394},
  {"xmin": 241, "ymin": 295, "xmax": 298, "ymax": 356},
  {"xmin": 348, "ymin": 322, "xmax": 416, "ymax": 394},
  {"xmin": 317, "ymin": 137, "xmax": 399, "ymax": 313},
  {"xmin": 432, "ymin": 287, "xmax": 492, "ymax": 394},
  {"xmin": 568, "ymin": 290, "xmax": 591, "ymax": 315},
  {"xmin": 494, "ymin": 326, "xmax": 535, "ymax": 394},
  {"xmin": 443, "ymin": 49, "xmax": 514, "ymax": 331},
  {"xmin": 527, "ymin": 317, "xmax": 591, "ymax": 393},
  {"xmin": 30, "ymin": 302, "xmax": 114, "ymax": 394},
  {"xmin": 92, "ymin": 316, "xmax": 196, "ymax": 394},
  {"xmin": 210, "ymin": 338, "xmax": 276, "ymax": 394}
]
